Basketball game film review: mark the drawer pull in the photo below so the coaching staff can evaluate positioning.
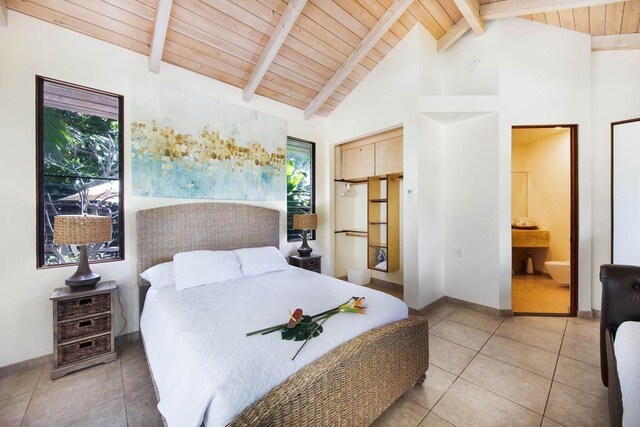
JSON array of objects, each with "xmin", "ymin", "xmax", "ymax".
[
  {"xmin": 78, "ymin": 298, "xmax": 92, "ymax": 306},
  {"xmin": 78, "ymin": 320, "xmax": 92, "ymax": 328},
  {"xmin": 79, "ymin": 341, "xmax": 93, "ymax": 349}
]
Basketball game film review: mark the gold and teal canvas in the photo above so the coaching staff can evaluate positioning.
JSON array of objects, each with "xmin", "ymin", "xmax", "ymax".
[{"xmin": 131, "ymin": 78, "xmax": 286, "ymax": 200}]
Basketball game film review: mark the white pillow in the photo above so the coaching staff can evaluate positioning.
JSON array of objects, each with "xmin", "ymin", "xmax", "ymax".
[
  {"xmin": 234, "ymin": 246, "xmax": 290, "ymax": 277},
  {"xmin": 140, "ymin": 261, "xmax": 175, "ymax": 289},
  {"xmin": 173, "ymin": 250, "xmax": 243, "ymax": 290}
]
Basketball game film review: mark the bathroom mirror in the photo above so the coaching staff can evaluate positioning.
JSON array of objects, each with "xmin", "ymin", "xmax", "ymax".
[
  {"xmin": 612, "ymin": 118, "xmax": 640, "ymax": 264},
  {"xmin": 511, "ymin": 171, "xmax": 528, "ymax": 220}
]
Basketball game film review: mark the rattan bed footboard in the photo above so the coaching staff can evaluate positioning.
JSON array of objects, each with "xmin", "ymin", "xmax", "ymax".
[{"xmin": 229, "ymin": 315, "xmax": 429, "ymax": 427}]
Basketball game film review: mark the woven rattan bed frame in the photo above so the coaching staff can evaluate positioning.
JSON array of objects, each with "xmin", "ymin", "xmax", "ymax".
[{"xmin": 136, "ymin": 202, "xmax": 429, "ymax": 426}]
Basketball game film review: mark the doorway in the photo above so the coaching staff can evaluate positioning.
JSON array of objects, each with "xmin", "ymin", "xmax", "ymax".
[{"xmin": 511, "ymin": 125, "xmax": 578, "ymax": 316}]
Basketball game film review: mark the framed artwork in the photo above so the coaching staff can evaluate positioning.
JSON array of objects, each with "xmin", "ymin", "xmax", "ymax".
[{"xmin": 131, "ymin": 78, "xmax": 286, "ymax": 201}]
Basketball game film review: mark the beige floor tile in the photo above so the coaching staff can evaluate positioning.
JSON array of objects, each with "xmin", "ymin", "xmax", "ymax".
[
  {"xmin": 480, "ymin": 335, "xmax": 558, "ymax": 379},
  {"xmin": 560, "ymin": 337, "xmax": 600, "ymax": 367},
  {"xmin": 0, "ymin": 392, "xmax": 31, "ymax": 427},
  {"xmin": 432, "ymin": 378, "xmax": 542, "ymax": 427},
  {"xmin": 423, "ymin": 303, "xmax": 461, "ymax": 325},
  {"xmin": 512, "ymin": 276, "xmax": 570, "ymax": 314},
  {"xmin": 124, "ymin": 382, "xmax": 163, "ymax": 427},
  {"xmin": 553, "ymin": 356, "xmax": 607, "ymax": 400},
  {"xmin": 418, "ymin": 412, "xmax": 455, "ymax": 427},
  {"xmin": 461, "ymin": 354, "xmax": 552, "ymax": 414},
  {"xmin": 49, "ymin": 397, "xmax": 126, "ymax": 427},
  {"xmin": 0, "ymin": 365, "xmax": 42, "ymax": 401},
  {"xmin": 445, "ymin": 308, "xmax": 503, "ymax": 333},
  {"xmin": 496, "ymin": 320, "xmax": 563, "ymax": 353},
  {"xmin": 119, "ymin": 340, "xmax": 145, "ymax": 364},
  {"xmin": 429, "ymin": 320, "xmax": 492, "ymax": 351},
  {"xmin": 122, "ymin": 354, "xmax": 154, "ymax": 394},
  {"xmin": 568, "ymin": 316, "xmax": 600, "ymax": 329},
  {"xmin": 428, "ymin": 335, "xmax": 477, "ymax": 376},
  {"xmin": 404, "ymin": 365, "xmax": 456, "ymax": 410},
  {"xmin": 37, "ymin": 359, "xmax": 119, "ymax": 390},
  {"xmin": 512, "ymin": 316, "xmax": 567, "ymax": 334},
  {"xmin": 22, "ymin": 360, "xmax": 123, "ymax": 426},
  {"xmin": 542, "ymin": 417, "xmax": 566, "ymax": 426},
  {"xmin": 371, "ymin": 395, "xmax": 429, "ymax": 427},
  {"xmin": 545, "ymin": 382, "xmax": 609, "ymax": 427},
  {"xmin": 565, "ymin": 322, "xmax": 599, "ymax": 344}
]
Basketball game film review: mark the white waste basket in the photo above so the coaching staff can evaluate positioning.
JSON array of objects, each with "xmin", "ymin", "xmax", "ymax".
[{"xmin": 347, "ymin": 266, "xmax": 371, "ymax": 285}]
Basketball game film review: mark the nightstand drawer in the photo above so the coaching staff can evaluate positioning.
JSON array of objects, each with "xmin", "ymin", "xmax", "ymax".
[
  {"xmin": 57, "ymin": 293, "xmax": 110, "ymax": 321},
  {"xmin": 304, "ymin": 258, "xmax": 320, "ymax": 267},
  {"xmin": 307, "ymin": 266, "xmax": 321, "ymax": 273},
  {"xmin": 57, "ymin": 314, "xmax": 111, "ymax": 344},
  {"xmin": 58, "ymin": 334, "xmax": 111, "ymax": 366}
]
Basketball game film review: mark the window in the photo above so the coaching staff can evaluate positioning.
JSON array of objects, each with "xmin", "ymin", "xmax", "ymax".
[
  {"xmin": 286, "ymin": 137, "xmax": 315, "ymax": 242},
  {"xmin": 36, "ymin": 77, "xmax": 124, "ymax": 268}
]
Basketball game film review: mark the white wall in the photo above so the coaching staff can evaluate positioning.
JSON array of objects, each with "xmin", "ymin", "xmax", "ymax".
[
  {"xmin": 0, "ymin": 11, "xmax": 328, "ymax": 367},
  {"xmin": 496, "ymin": 19, "xmax": 592, "ymax": 312},
  {"xmin": 443, "ymin": 114, "xmax": 500, "ymax": 307},
  {"xmin": 591, "ymin": 50, "xmax": 640, "ymax": 309},
  {"xmin": 327, "ymin": 25, "xmax": 445, "ymax": 309}
]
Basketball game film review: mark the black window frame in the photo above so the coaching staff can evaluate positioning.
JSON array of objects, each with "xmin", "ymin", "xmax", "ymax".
[
  {"xmin": 286, "ymin": 136, "xmax": 316, "ymax": 242},
  {"xmin": 36, "ymin": 76, "xmax": 125, "ymax": 269}
]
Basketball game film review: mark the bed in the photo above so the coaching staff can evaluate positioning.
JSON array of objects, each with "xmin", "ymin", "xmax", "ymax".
[{"xmin": 136, "ymin": 203, "xmax": 429, "ymax": 427}]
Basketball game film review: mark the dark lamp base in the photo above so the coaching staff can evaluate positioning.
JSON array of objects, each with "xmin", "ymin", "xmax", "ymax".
[
  {"xmin": 297, "ymin": 230, "xmax": 313, "ymax": 257},
  {"xmin": 65, "ymin": 245, "xmax": 101, "ymax": 290}
]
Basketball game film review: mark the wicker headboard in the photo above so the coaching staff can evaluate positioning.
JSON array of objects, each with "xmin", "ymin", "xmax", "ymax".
[{"xmin": 136, "ymin": 203, "xmax": 279, "ymax": 310}]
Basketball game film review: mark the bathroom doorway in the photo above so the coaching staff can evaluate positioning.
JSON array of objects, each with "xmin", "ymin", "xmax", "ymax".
[{"xmin": 511, "ymin": 125, "xmax": 578, "ymax": 316}]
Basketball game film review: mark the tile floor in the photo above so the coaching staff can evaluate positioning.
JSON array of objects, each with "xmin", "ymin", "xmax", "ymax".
[
  {"xmin": 512, "ymin": 275, "xmax": 571, "ymax": 314},
  {"xmin": 372, "ymin": 303, "xmax": 608, "ymax": 427},
  {"xmin": 0, "ymin": 303, "xmax": 606, "ymax": 427}
]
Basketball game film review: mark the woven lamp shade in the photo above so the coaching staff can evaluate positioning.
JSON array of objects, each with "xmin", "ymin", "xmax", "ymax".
[
  {"xmin": 293, "ymin": 214, "xmax": 317, "ymax": 230},
  {"xmin": 53, "ymin": 215, "xmax": 112, "ymax": 245}
]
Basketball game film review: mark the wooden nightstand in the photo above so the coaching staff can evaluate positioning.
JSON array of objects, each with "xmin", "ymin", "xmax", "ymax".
[
  {"xmin": 50, "ymin": 281, "xmax": 119, "ymax": 379},
  {"xmin": 289, "ymin": 254, "xmax": 322, "ymax": 274}
]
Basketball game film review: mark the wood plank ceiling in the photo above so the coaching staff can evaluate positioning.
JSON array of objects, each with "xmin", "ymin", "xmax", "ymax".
[{"xmin": 7, "ymin": 0, "xmax": 640, "ymax": 117}]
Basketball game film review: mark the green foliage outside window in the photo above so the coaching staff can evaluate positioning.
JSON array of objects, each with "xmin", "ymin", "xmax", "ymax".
[{"xmin": 286, "ymin": 138, "xmax": 315, "ymax": 242}]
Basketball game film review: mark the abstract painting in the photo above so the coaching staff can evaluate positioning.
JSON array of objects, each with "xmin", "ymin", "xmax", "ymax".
[{"xmin": 131, "ymin": 78, "xmax": 286, "ymax": 200}]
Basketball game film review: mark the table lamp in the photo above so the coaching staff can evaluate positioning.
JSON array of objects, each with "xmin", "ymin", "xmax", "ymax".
[
  {"xmin": 293, "ymin": 213, "xmax": 317, "ymax": 257},
  {"xmin": 53, "ymin": 214, "xmax": 112, "ymax": 289}
]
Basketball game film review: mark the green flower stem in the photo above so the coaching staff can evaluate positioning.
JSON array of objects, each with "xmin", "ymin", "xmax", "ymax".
[
  {"xmin": 246, "ymin": 323, "xmax": 288, "ymax": 337},
  {"xmin": 291, "ymin": 315, "xmax": 332, "ymax": 361}
]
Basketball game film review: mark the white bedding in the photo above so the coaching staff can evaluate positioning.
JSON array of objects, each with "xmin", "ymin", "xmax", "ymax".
[
  {"xmin": 140, "ymin": 267, "xmax": 408, "ymax": 427},
  {"xmin": 614, "ymin": 321, "xmax": 640, "ymax": 427}
]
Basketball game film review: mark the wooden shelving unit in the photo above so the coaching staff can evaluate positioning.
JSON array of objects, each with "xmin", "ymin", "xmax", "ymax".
[{"xmin": 367, "ymin": 174, "xmax": 400, "ymax": 272}]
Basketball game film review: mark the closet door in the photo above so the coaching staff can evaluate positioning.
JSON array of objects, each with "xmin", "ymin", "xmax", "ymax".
[
  {"xmin": 375, "ymin": 138, "xmax": 403, "ymax": 176},
  {"xmin": 612, "ymin": 118, "xmax": 640, "ymax": 264},
  {"xmin": 342, "ymin": 144, "xmax": 374, "ymax": 180}
]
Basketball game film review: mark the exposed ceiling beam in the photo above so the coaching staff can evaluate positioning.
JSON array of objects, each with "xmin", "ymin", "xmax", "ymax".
[
  {"xmin": 592, "ymin": 33, "xmax": 640, "ymax": 51},
  {"xmin": 149, "ymin": 0, "xmax": 173, "ymax": 73},
  {"xmin": 480, "ymin": 0, "xmax": 623, "ymax": 20},
  {"xmin": 0, "ymin": 0, "xmax": 8, "ymax": 27},
  {"xmin": 243, "ymin": 0, "xmax": 307, "ymax": 102},
  {"xmin": 453, "ymin": 0, "xmax": 484, "ymax": 36},
  {"xmin": 437, "ymin": 20, "xmax": 471, "ymax": 53},
  {"xmin": 304, "ymin": 0, "xmax": 413, "ymax": 120}
]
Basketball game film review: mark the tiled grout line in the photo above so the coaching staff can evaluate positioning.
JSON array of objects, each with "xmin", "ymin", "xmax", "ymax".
[
  {"xmin": 539, "ymin": 318, "xmax": 569, "ymax": 427},
  {"xmin": 18, "ymin": 361, "xmax": 45, "ymax": 426},
  {"xmin": 120, "ymin": 358, "xmax": 130, "ymax": 426}
]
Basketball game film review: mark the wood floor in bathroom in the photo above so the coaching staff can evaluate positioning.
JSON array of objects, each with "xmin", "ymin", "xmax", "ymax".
[{"xmin": 512, "ymin": 275, "xmax": 570, "ymax": 314}]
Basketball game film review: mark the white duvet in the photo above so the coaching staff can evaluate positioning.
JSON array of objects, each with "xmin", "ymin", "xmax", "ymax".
[
  {"xmin": 614, "ymin": 321, "xmax": 640, "ymax": 427},
  {"xmin": 140, "ymin": 267, "xmax": 408, "ymax": 427}
]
